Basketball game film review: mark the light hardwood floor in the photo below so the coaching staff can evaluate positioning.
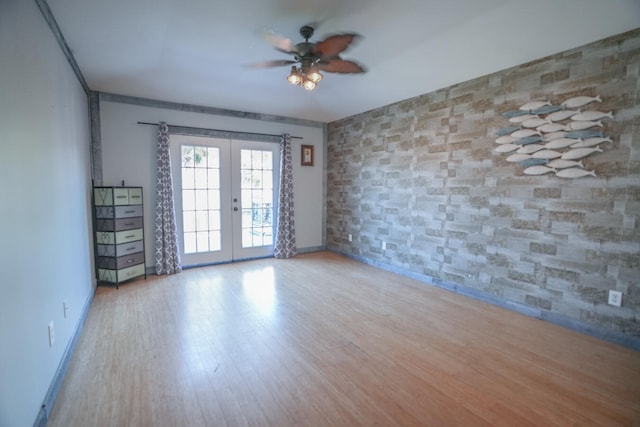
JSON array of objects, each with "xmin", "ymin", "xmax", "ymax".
[{"xmin": 49, "ymin": 251, "xmax": 640, "ymax": 426}]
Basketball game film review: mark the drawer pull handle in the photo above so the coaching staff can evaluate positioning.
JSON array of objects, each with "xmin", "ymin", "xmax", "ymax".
[
  {"xmin": 124, "ymin": 222, "xmax": 134, "ymax": 226},
  {"xmin": 124, "ymin": 210, "xmax": 135, "ymax": 214},
  {"xmin": 125, "ymin": 246, "xmax": 135, "ymax": 251},
  {"xmin": 125, "ymin": 235, "xmax": 135, "ymax": 239},
  {"xmin": 127, "ymin": 259, "xmax": 133, "ymax": 263}
]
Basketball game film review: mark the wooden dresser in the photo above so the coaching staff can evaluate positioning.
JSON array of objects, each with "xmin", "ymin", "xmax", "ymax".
[{"xmin": 93, "ymin": 186, "xmax": 146, "ymax": 286}]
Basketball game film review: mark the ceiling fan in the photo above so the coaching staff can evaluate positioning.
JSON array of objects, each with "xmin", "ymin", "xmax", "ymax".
[{"xmin": 252, "ymin": 25, "xmax": 366, "ymax": 91}]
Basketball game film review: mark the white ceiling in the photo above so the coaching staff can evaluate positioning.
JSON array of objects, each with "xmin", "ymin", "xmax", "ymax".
[{"xmin": 47, "ymin": 0, "xmax": 639, "ymax": 123}]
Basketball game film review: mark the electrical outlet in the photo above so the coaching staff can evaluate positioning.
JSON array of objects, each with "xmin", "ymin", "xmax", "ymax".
[
  {"xmin": 48, "ymin": 321, "xmax": 55, "ymax": 347},
  {"xmin": 608, "ymin": 290, "xmax": 622, "ymax": 307},
  {"xmin": 381, "ymin": 241, "xmax": 387, "ymax": 250},
  {"xmin": 348, "ymin": 234, "xmax": 352, "ymax": 242}
]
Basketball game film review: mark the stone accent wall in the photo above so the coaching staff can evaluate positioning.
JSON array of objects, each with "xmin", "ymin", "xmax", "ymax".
[{"xmin": 327, "ymin": 29, "xmax": 640, "ymax": 340}]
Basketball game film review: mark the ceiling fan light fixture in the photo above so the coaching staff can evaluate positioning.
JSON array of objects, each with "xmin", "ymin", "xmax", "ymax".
[
  {"xmin": 302, "ymin": 79, "xmax": 316, "ymax": 91},
  {"xmin": 287, "ymin": 66, "xmax": 302, "ymax": 85},
  {"xmin": 308, "ymin": 69, "xmax": 323, "ymax": 83}
]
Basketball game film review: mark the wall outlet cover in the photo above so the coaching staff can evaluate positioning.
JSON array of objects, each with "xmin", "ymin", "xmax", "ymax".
[{"xmin": 608, "ymin": 290, "xmax": 622, "ymax": 307}]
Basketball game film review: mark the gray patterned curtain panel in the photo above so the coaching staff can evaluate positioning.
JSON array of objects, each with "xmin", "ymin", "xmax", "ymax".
[
  {"xmin": 154, "ymin": 122, "xmax": 182, "ymax": 274},
  {"xmin": 274, "ymin": 133, "xmax": 296, "ymax": 258}
]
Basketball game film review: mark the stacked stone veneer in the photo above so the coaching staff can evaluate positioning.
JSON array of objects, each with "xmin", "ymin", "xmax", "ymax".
[{"xmin": 327, "ymin": 28, "xmax": 640, "ymax": 340}]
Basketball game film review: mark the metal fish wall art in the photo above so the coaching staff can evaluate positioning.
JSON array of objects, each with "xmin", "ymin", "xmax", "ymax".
[
  {"xmin": 537, "ymin": 123, "xmax": 568, "ymax": 133},
  {"xmin": 496, "ymin": 135, "xmax": 518, "ymax": 144},
  {"xmin": 519, "ymin": 158, "xmax": 548, "ymax": 167},
  {"xmin": 515, "ymin": 135, "xmax": 542, "ymax": 145},
  {"xmin": 496, "ymin": 125, "xmax": 522, "ymax": 136},
  {"xmin": 547, "ymin": 109, "xmax": 579, "ymax": 122},
  {"xmin": 511, "ymin": 129, "xmax": 540, "ymax": 138},
  {"xmin": 524, "ymin": 166, "xmax": 556, "ymax": 175},
  {"xmin": 568, "ymin": 120, "xmax": 603, "ymax": 131},
  {"xmin": 547, "ymin": 159, "xmax": 584, "ymax": 169},
  {"xmin": 495, "ymin": 144, "xmax": 520, "ymax": 153},
  {"xmin": 531, "ymin": 105, "xmax": 563, "ymax": 115},
  {"xmin": 517, "ymin": 144, "xmax": 545, "ymax": 154},
  {"xmin": 509, "ymin": 114, "xmax": 539, "ymax": 123},
  {"xmin": 542, "ymin": 131, "xmax": 567, "ymax": 141},
  {"xmin": 502, "ymin": 110, "xmax": 530, "ymax": 118},
  {"xmin": 561, "ymin": 95, "xmax": 602, "ymax": 109},
  {"xmin": 522, "ymin": 118, "xmax": 550, "ymax": 128},
  {"xmin": 497, "ymin": 94, "xmax": 611, "ymax": 178},
  {"xmin": 570, "ymin": 136, "xmax": 612, "ymax": 148},
  {"xmin": 544, "ymin": 138, "xmax": 581, "ymax": 150},
  {"xmin": 565, "ymin": 130, "xmax": 604, "ymax": 139},
  {"xmin": 555, "ymin": 168, "xmax": 597, "ymax": 178},
  {"xmin": 571, "ymin": 111, "xmax": 613, "ymax": 121},
  {"xmin": 506, "ymin": 153, "xmax": 532, "ymax": 163},
  {"xmin": 519, "ymin": 101, "xmax": 551, "ymax": 111},
  {"xmin": 532, "ymin": 149, "xmax": 562, "ymax": 159},
  {"xmin": 560, "ymin": 146, "xmax": 603, "ymax": 160}
]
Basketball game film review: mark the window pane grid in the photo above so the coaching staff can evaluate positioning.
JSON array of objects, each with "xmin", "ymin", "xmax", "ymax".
[
  {"xmin": 181, "ymin": 145, "xmax": 222, "ymax": 254},
  {"xmin": 240, "ymin": 149, "xmax": 274, "ymax": 249}
]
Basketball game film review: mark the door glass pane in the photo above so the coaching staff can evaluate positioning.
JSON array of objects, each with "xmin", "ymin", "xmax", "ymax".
[
  {"xmin": 239, "ymin": 149, "xmax": 275, "ymax": 249},
  {"xmin": 180, "ymin": 145, "xmax": 222, "ymax": 254}
]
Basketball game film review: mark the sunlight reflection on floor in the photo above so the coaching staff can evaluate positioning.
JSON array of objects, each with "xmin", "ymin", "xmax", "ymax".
[{"xmin": 242, "ymin": 266, "xmax": 276, "ymax": 318}]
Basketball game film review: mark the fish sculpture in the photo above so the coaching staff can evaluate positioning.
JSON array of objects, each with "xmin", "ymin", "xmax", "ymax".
[
  {"xmin": 568, "ymin": 120, "xmax": 603, "ymax": 130},
  {"xmin": 547, "ymin": 159, "xmax": 584, "ymax": 169},
  {"xmin": 496, "ymin": 125, "xmax": 522, "ymax": 136},
  {"xmin": 511, "ymin": 129, "xmax": 540, "ymax": 138},
  {"xmin": 537, "ymin": 123, "xmax": 569, "ymax": 133},
  {"xmin": 519, "ymin": 158, "xmax": 548, "ymax": 167},
  {"xmin": 565, "ymin": 130, "xmax": 604, "ymax": 139},
  {"xmin": 524, "ymin": 166, "xmax": 556, "ymax": 175},
  {"xmin": 495, "ymin": 144, "xmax": 520, "ymax": 153},
  {"xmin": 519, "ymin": 101, "xmax": 550, "ymax": 111},
  {"xmin": 532, "ymin": 149, "xmax": 562, "ymax": 159},
  {"xmin": 570, "ymin": 136, "xmax": 612, "ymax": 148},
  {"xmin": 522, "ymin": 118, "xmax": 550, "ymax": 128},
  {"xmin": 545, "ymin": 138, "xmax": 582, "ymax": 149},
  {"xmin": 515, "ymin": 135, "xmax": 543, "ymax": 145},
  {"xmin": 556, "ymin": 168, "xmax": 597, "ymax": 178},
  {"xmin": 496, "ymin": 135, "xmax": 518, "ymax": 144},
  {"xmin": 561, "ymin": 146, "xmax": 603, "ymax": 160},
  {"xmin": 542, "ymin": 131, "xmax": 567, "ymax": 141},
  {"xmin": 501, "ymin": 110, "xmax": 530, "ymax": 118},
  {"xmin": 509, "ymin": 114, "xmax": 539, "ymax": 123},
  {"xmin": 531, "ymin": 105, "xmax": 562, "ymax": 115},
  {"xmin": 571, "ymin": 111, "xmax": 613, "ymax": 121},
  {"xmin": 561, "ymin": 95, "xmax": 602, "ymax": 109},
  {"xmin": 547, "ymin": 109, "xmax": 579, "ymax": 122},
  {"xmin": 517, "ymin": 144, "xmax": 545, "ymax": 154},
  {"xmin": 506, "ymin": 154, "xmax": 531, "ymax": 163}
]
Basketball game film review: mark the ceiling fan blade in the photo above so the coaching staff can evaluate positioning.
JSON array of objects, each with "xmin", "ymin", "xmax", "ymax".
[
  {"xmin": 247, "ymin": 59, "xmax": 297, "ymax": 69},
  {"xmin": 260, "ymin": 29, "xmax": 299, "ymax": 55},
  {"xmin": 313, "ymin": 33, "xmax": 359, "ymax": 59},
  {"xmin": 318, "ymin": 58, "xmax": 366, "ymax": 74}
]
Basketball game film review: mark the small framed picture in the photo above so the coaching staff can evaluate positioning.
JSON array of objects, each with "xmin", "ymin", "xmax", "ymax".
[{"xmin": 301, "ymin": 144, "xmax": 314, "ymax": 166}]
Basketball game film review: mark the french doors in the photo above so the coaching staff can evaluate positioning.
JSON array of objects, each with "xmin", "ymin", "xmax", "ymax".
[{"xmin": 170, "ymin": 135, "xmax": 279, "ymax": 266}]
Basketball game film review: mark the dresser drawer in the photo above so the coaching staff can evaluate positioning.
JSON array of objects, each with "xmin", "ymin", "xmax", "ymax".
[
  {"xmin": 97, "ymin": 240, "xmax": 144, "ymax": 257},
  {"xmin": 95, "ymin": 217, "xmax": 143, "ymax": 232},
  {"xmin": 94, "ymin": 187, "xmax": 143, "ymax": 206},
  {"xmin": 98, "ymin": 263, "xmax": 145, "ymax": 283},
  {"xmin": 115, "ymin": 205, "xmax": 143, "ymax": 218},
  {"xmin": 97, "ymin": 252, "xmax": 145, "ymax": 269},
  {"xmin": 96, "ymin": 229, "xmax": 143, "ymax": 245}
]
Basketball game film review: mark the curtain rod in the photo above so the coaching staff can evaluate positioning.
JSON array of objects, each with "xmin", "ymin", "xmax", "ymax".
[{"xmin": 136, "ymin": 121, "xmax": 303, "ymax": 140}]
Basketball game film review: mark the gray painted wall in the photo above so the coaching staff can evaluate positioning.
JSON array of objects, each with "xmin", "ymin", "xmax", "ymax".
[
  {"xmin": 327, "ymin": 29, "xmax": 640, "ymax": 342},
  {"xmin": 0, "ymin": 1, "xmax": 94, "ymax": 425}
]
